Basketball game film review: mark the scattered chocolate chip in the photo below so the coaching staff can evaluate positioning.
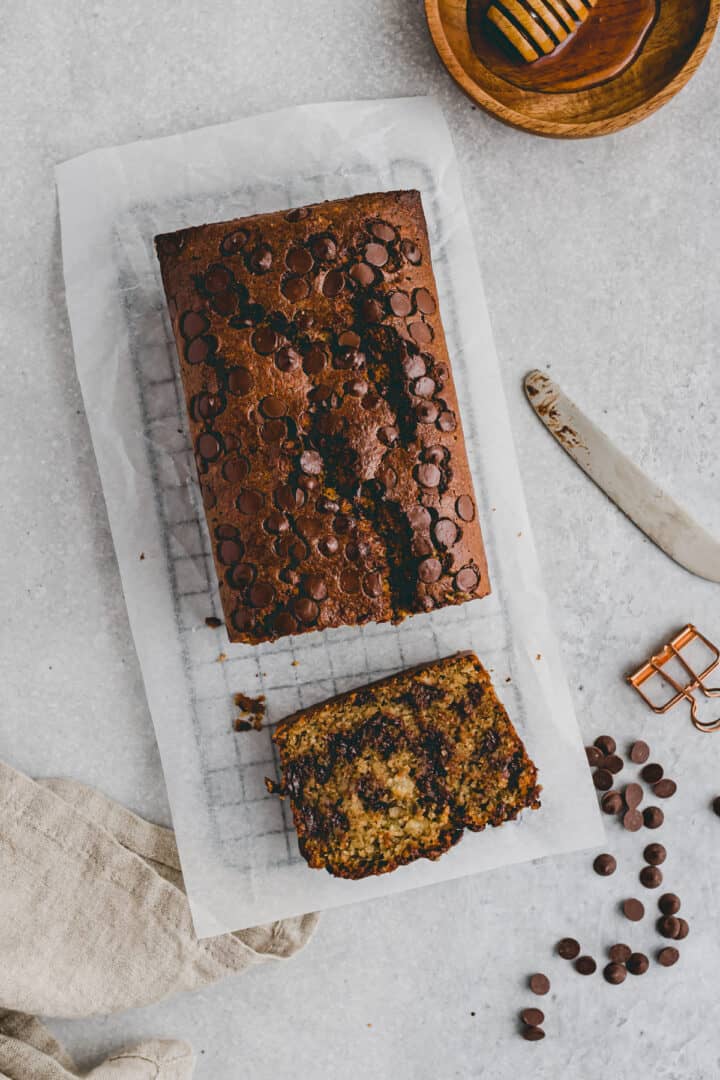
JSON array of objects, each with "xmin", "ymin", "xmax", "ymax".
[
  {"xmin": 653, "ymin": 779, "xmax": 677, "ymax": 799},
  {"xmin": 574, "ymin": 956, "xmax": 596, "ymax": 976},
  {"xmin": 658, "ymin": 893, "xmax": 680, "ymax": 916},
  {"xmin": 643, "ymin": 806, "xmax": 664, "ymax": 829},
  {"xmin": 520, "ymin": 1007, "xmax": 544, "ymax": 1027},
  {"xmin": 604, "ymin": 755, "xmax": 624, "ymax": 775},
  {"xmin": 604, "ymin": 962, "xmax": 626, "ymax": 985},
  {"xmin": 601, "ymin": 791, "xmax": 624, "ymax": 815},
  {"xmin": 522, "ymin": 1026, "xmax": 545, "ymax": 1042},
  {"xmin": 630, "ymin": 740, "xmax": 650, "ymax": 764},
  {"xmin": 586, "ymin": 746, "xmax": 604, "ymax": 767},
  {"xmin": 675, "ymin": 918, "xmax": 689, "ymax": 940},
  {"xmin": 640, "ymin": 865, "xmax": 663, "ymax": 889},
  {"xmin": 627, "ymin": 953, "xmax": 649, "ymax": 976},
  {"xmin": 657, "ymin": 947, "xmax": 679, "ymax": 967},
  {"xmin": 623, "ymin": 809, "xmax": 643, "ymax": 832},
  {"xmin": 657, "ymin": 915, "xmax": 680, "ymax": 939},
  {"xmin": 594, "ymin": 735, "xmax": 616, "ymax": 755},
  {"xmin": 623, "ymin": 899, "xmax": 645, "ymax": 922},
  {"xmin": 593, "ymin": 769, "xmax": 613, "ymax": 791},
  {"xmin": 644, "ymin": 842, "xmax": 666, "ymax": 865},
  {"xmin": 641, "ymin": 763, "xmax": 664, "ymax": 784},
  {"xmin": 557, "ymin": 938, "xmax": 581, "ymax": 960},
  {"xmin": 624, "ymin": 783, "xmax": 643, "ymax": 809},
  {"xmin": 608, "ymin": 944, "xmax": 632, "ymax": 964},
  {"xmin": 593, "ymin": 853, "xmax": 617, "ymax": 877},
  {"xmin": 529, "ymin": 973, "xmax": 550, "ymax": 996}
]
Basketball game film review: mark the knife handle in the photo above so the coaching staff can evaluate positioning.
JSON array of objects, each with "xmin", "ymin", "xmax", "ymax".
[{"xmin": 486, "ymin": 0, "xmax": 597, "ymax": 63}]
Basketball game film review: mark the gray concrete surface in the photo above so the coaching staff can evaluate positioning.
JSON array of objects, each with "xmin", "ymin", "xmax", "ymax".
[{"xmin": 2, "ymin": 2, "xmax": 720, "ymax": 1077}]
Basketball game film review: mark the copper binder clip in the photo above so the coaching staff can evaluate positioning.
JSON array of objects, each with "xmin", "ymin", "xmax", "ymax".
[{"xmin": 628, "ymin": 625, "xmax": 720, "ymax": 733}]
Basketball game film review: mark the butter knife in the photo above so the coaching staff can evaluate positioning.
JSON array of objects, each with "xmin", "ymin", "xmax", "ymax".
[{"xmin": 524, "ymin": 369, "xmax": 720, "ymax": 583}]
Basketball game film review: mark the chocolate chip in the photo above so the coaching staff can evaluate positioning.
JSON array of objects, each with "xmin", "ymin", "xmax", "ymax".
[
  {"xmin": 181, "ymin": 311, "xmax": 209, "ymax": 339},
  {"xmin": 644, "ymin": 843, "xmax": 666, "ymax": 865},
  {"xmin": 220, "ymin": 229, "xmax": 249, "ymax": 256},
  {"xmin": 261, "ymin": 396, "xmax": 286, "ymax": 418},
  {"xmin": 675, "ymin": 918, "xmax": 689, "ymax": 940},
  {"xmin": 401, "ymin": 239, "xmax": 422, "ymax": 264},
  {"xmin": 623, "ymin": 810, "xmax": 643, "ymax": 832},
  {"xmin": 416, "ymin": 463, "xmax": 441, "ymax": 488},
  {"xmin": 608, "ymin": 944, "xmax": 631, "ymax": 964},
  {"xmin": 643, "ymin": 806, "xmax": 664, "ymax": 829},
  {"xmin": 350, "ymin": 262, "xmax": 375, "ymax": 286},
  {"xmin": 303, "ymin": 574, "xmax": 328, "ymax": 601},
  {"xmin": 231, "ymin": 607, "xmax": 253, "ymax": 633},
  {"xmin": 593, "ymin": 853, "xmax": 616, "ymax": 876},
  {"xmin": 653, "ymin": 779, "xmax": 677, "ymax": 799},
  {"xmin": 211, "ymin": 290, "xmax": 236, "ymax": 316},
  {"xmin": 455, "ymin": 495, "xmax": 475, "ymax": 522},
  {"xmin": 361, "ymin": 298, "xmax": 384, "ymax": 324},
  {"xmin": 586, "ymin": 746, "xmax": 604, "ymax": 767},
  {"xmin": 296, "ymin": 516, "xmax": 322, "ymax": 540},
  {"xmin": 300, "ymin": 450, "xmax": 323, "ymax": 475},
  {"xmin": 437, "ymin": 410, "xmax": 457, "ymax": 432},
  {"xmin": 274, "ymin": 484, "xmax": 304, "ymax": 511},
  {"xmin": 630, "ymin": 740, "xmax": 650, "ymax": 763},
  {"xmin": 378, "ymin": 425, "xmax": 399, "ymax": 447},
  {"xmin": 624, "ymin": 783, "xmax": 643, "ymax": 809},
  {"xmin": 285, "ymin": 207, "xmax": 309, "ymax": 222},
  {"xmin": 601, "ymin": 791, "xmax": 624, "ymax": 815},
  {"xmin": 204, "ymin": 264, "xmax": 233, "ymax": 294},
  {"xmin": 227, "ymin": 366, "xmax": 254, "ymax": 396},
  {"xmin": 218, "ymin": 539, "xmax": 243, "ymax": 565},
  {"xmin": 365, "ymin": 242, "xmax": 388, "ymax": 267},
  {"xmin": 658, "ymin": 915, "xmax": 680, "ymax": 939},
  {"xmin": 186, "ymin": 337, "xmax": 212, "ymax": 364},
  {"xmin": 318, "ymin": 536, "xmax": 339, "ymax": 557},
  {"xmin": 237, "ymin": 489, "xmax": 264, "ymax": 514},
  {"xmin": 529, "ymin": 973, "xmax": 550, "ymax": 995},
  {"xmin": 623, "ymin": 899, "xmax": 645, "ymax": 922},
  {"xmin": 294, "ymin": 597, "xmax": 319, "ymax": 625},
  {"xmin": 604, "ymin": 962, "xmax": 626, "ymax": 985},
  {"xmin": 286, "ymin": 246, "xmax": 313, "ymax": 274},
  {"xmin": 369, "ymin": 220, "xmax": 396, "ymax": 242},
  {"xmin": 658, "ymin": 893, "xmax": 680, "ymax": 915},
  {"xmin": 197, "ymin": 432, "xmax": 222, "ymax": 461},
  {"xmin": 423, "ymin": 445, "xmax": 448, "ymax": 465},
  {"xmin": 557, "ymin": 938, "xmax": 580, "ymax": 960},
  {"xmin": 434, "ymin": 519, "xmax": 459, "ymax": 549},
  {"xmin": 339, "ymin": 569, "xmax": 361, "ymax": 594},
  {"xmin": 227, "ymin": 563, "xmax": 255, "ymax": 589},
  {"xmin": 415, "ymin": 401, "xmax": 439, "ymax": 424},
  {"xmin": 311, "ymin": 236, "xmax": 337, "ymax": 261},
  {"xmin": 640, "ymin": 865, "xmax": 663, "ymax": 889},
  {"xmin": 593, "ymin": 769, "xmax": 613, "ymax": 791},
  {"xmin": 520, "ymin": 1007, "xmax": 544, "ymax": 1027},
  {"xmin": 594, "ymin": 735, "xmax": 616, "ymax": 755},
  {"xmin": 455, "ymin": 567, "xmax": 479, "ymax": 593},
  {"xmin": 626, "ymin": 953, "xmax": 648, "ymax": 975},
  {"xmin": 657, "ymin": 947, "xmax": 679, "ymax": 967},
  {"xmin": 604, "ymin": 755, "xmax": 624, "ymax": 775},
  {"xmin": 407, "ymin": 506, "xmax": 431, "ymax": 530},
  {"xmin": 282, "ymin": 275, "xmax": 311, "ymax": 302},
  {"xmin": 389, "ymin": 291, "xmax": 412, "ymax": 317},
  {"xmin": 641, "ymin": 763, "xmax": 664, "ymax": 784},
  {"xmin": 522, "ymin": 1026, "xmax": 545, "ymax": 1042},
  {"xmin": 302, "ymin": 344, "xmax": 327, "ymax": 374},
  {"xmin": 251, "ymin": 327, "xmax": 277, "ymax": 355},
  {"xmin": 274, "ymin": 611, "xmax": 299, "ymax": 636},
  {"xmin": 322, "ymin": 270, "xmax": 345, "ymax": 297},
  {"xmin": 574, "ymin": 956, "xmax": 596, "ymax": 976},
  {"xmin": 402, "ymin": 354, "xmax": 426, "ymax": 380},
  {"xmin": 414, "ymin": 288, "xmax": 436, "ymax": 315},
  {"xmin": 317, "ymin": 496, "xmax": 339, "ymax": 514},
  {"xmin": 249, "ymin": 582, "xmax": 275, "ymax": 608},
  {"xmin": 363, "ymin": 572, "xmax": 383, "ymax": 598},
  {"xmin": 345, "ymin": 378, "xmax": 368, "ymax": 396},
  {"xmin": 409, "ymin": 321, "xmax": 433, "ymax": 344},
  {"xmin": 275, "ymin": 345, "xmax": 301, "ymax": 372},
  {"xmin": 418, "ymin": 558, "xmax": 442, "ymax": 584},
  {"xmin": 261, "ymin": 419, "xmax": 286, "ymax": 443},
  {"xmin": 412, "ymin": 536, "xmax": 434, "ymax": 558},
  {"xmin": 263, "ymin": 511, "xmax": 289, "ymax": 534},
  {"xmin": 216, "ymin": 524, "xmax": 238, "ymax": 540},
  {"xmin": 250, "ymin": 244, "xmax": 273, "ymax": 273}
]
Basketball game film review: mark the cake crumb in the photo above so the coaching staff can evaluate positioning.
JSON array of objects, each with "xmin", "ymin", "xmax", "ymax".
[
  {"xmin": 291, "ymin": 659, "xmax": 299, "ymax": 667},
  {"xmin": 233, "ymin": 691, "xmax": 266, "ymax": 731},
  {"xmin": 205, "ymin": 616, "xmax": 223, "ymax": 629},
  {"xmin": 536, "ymin": 653, "xmax": 542, "ymax": 661},
  {"xmin": 217, "ymin": 652, "xmax": 228, "ymax": 663},
  {"xmin": 139, "ymin": 552, "xmax": 145, "ymax": 560}
]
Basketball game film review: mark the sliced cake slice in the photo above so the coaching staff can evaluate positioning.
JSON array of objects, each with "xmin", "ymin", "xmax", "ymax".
[{"xmin": 268, "ymin": 652, "xmax": 540, "ymax": 879}]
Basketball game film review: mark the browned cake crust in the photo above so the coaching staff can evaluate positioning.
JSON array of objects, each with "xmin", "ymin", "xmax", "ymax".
[
  {"xmin": 155, "ymin": 191, "xmax": 490, "ymax": 644},
  {"xmin": 269, "ymin": 653, "xmax": 541, "ymax": 879}
]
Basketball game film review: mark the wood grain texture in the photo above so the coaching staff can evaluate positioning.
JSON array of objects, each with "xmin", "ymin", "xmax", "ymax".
[{"xmin": 425, "ymin": 0, "xmax": 719, "ymax": 137}]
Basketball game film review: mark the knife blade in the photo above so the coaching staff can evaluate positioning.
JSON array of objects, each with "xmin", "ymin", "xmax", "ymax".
[{"xmin": 524, "ymin": 369, "xmax": 720, "ymax": 584}]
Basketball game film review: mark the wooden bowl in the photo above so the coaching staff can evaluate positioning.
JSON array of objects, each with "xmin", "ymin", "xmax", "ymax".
[{"xmin": 425, "ymin": 0, "xmax": 719, "ymax": 137}]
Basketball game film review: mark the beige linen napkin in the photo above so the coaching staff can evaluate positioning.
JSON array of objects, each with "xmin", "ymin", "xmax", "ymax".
[{"xmin": 0, "ymin": 760, "xmax": 317, "ymax": 1078}]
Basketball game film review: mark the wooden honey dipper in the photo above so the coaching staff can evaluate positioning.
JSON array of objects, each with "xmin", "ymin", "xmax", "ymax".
[{"xmin": 486, "ymin": 0, "xmax": 598, "ymax": 62}]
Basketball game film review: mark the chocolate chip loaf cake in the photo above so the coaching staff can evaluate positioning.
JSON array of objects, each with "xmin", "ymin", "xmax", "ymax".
[
  {"xmin": 268, "ymin": 653, "xmax": 540, "ymax": 879},
  {"xmin": 155, "ymin": 191, "xmax": 489, "ymax": 644}
]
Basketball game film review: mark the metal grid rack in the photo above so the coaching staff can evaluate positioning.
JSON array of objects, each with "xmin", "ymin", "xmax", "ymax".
[{"xmin": 122, "ymin": 163, "xmax": 513, "ymax": 875}]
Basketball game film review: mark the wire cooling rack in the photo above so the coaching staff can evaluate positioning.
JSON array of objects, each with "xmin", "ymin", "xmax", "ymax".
[{"xmin": 120, "ymin": 161, "xmax": 512, "ymax": 876}]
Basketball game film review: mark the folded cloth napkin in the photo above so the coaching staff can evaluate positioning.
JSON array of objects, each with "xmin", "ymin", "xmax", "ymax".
[{"xmin": 0, "ymin": 760, "xmax": 318, "ymax": 1078}]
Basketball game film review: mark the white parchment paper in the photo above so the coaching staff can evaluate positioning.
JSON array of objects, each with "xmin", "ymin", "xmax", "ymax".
[{"xmin": 56, "ymin": 97, "xmax": 603, "ymax": 937}]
